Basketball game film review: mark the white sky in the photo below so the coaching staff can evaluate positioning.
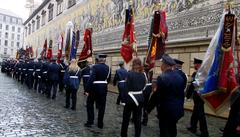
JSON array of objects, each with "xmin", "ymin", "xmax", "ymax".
[{"xmin": 0, "ymin": 0, "xmax": 42, "ymax": 21}]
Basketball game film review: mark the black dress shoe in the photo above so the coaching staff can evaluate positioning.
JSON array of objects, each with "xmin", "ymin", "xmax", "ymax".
[
  {"xmin": 84, "ymin": 122, "xmax": 93, "ymax": 127},
  {"xmin": 98, "ymin": 123, "xmax": 103, "ymax": 129},
  {"xmin": 71, "ymin": 107, "xmax": 76, "ymax": 110},
  {"xmin": 187, "ymin": 127, "xmax": 196, "ymax": 133}
]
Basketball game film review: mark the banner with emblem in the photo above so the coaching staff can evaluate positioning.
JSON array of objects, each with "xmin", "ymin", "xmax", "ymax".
[
  {"xmin": 40, "ymin": 39, "xmax": 47, "ymax": 59},
  {"xmin": 64, "ymin": 21, "xmax": 74, "ymax": 61},
  {"xmin": 79, "ymin": 28, "xmax": 93, "ymax": 61},
  {"xmin": 120, "ymin": 4, "xmax": 137, "ymax": 63},
  {"xmin": 195, "ymin": 11, "xmax": 239, "ymax": 113},
  {"xmin": 145, "ymin": 10, "xmax": 168, "ymax": 70},
  {"xmin": 57, "ymin": 34, "xmax": 63, "ymax": 63},
  {"xmin": 47, "ymin": 40, "xmax": 53, "ymax": 60}
]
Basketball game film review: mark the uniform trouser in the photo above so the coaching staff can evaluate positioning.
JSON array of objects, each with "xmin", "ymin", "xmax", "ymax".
[
  {"xmin": 65, "ymin": 87, "xmax": 77, "ymax": 109},
  {"xmin": 59, "ymin": 77, "xmax": 64, "ymax": 92},
  {"xmin": 86, "ymin": 93, "xmax": 107, "ymax": 126},
  {"xmin": 48, "ymin": 80, "xmax": 58, "ymax": 98},
  {"xmin": 142, "ymin": 86, "xmax": 152, "ymax": 124},
  {"xmin": 223, "ymin": 96, "xmax": 240, "ymax": 137},
  {"xmin": 158, "ymin": 110, "xmax": 178, "ymax": 137},
  {"xmin": 121, "ymin": 103, "xmax": 143, "ymax": 137},
  {"xmin": 190, "ymin": 102, "xmax": 209, "ymax": 136},
  {"xmin": 116, "ymin": 87, "xmax": 123, "ymax": 104},
  {"xmin": 21, "ymin": 74, "xmax": 25, "ymax": 84},
  {"xmin": 37, "ymin": 78, "xmax": 43, "ymax": 93},
  {"xmin": 41, "ymin": 79, "xmax": 47, "ymax": 94},
  {"xmin": 27, "ymin": 74, "xmax": 34, "ymax": 89},
  {"xmin": 34, "ymin": 77, "xmax": 39, "ymax": 90}
]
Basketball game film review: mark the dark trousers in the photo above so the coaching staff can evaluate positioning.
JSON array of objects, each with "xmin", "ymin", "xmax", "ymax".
[
  {"xmin": 48, "ymin": 80, "xmax": 58, "ymax": 98},
  {"xmin": 27, "ymin": 74, "xmax": 34, "ymax": 89},
  {"xmin": 190, "ymin": 102, "xmax": 209, "ymax": 136},
  {"xmin": 34, "ymin": 77, "xmax": 39, "ymax": 90},
  {"xmin": 86, "ymin": 93, "xmax": 107, "ymax": 126},
  {"xmin": 21, "ymin": 74, "xmax": 25, "ymax": 84},
  {"xmin": 121, "ymin": 103, "xmax": 142, "ymax": 137},
  {"xmin": 37, "ymin": 78, "xmax": 43, "ymax": 93},
  {"xmin": 65, "ymin": 87, "xmax": 77, "ymax": 109},
  {"xmin": 158, "ymin": 113, "xmax": 177, "ymax": 137},
  {"xmin": 59, "ymin": 78, "xmax": 64, "ymax": 92}
]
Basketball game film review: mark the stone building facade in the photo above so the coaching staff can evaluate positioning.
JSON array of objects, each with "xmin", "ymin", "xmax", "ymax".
[
  {"xmin": 0, "ymin": 9, "xmax": 24, "ymax": 62},
  {"xmin": 23, "ymin": 0, "xmax": 240, "ymax": 78}
]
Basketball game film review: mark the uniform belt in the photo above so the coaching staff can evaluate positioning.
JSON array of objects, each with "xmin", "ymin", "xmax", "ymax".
[
  {"xmin": 128, "ymin": 91, "xmax": 143, "ymax": 106},
  {"xmin": 61, "ymin": 70, "xmax": 65, "ymax": 72},
  {"xmin": 93, "ymin": 81, "xmax": 107, "ymax": 84},
  {"xmin": 36, "ymin": 69, "xmax": 41, "ymax": 71},
  {"xmin": 146, "ymin": 83, "xmax": 152, "ymax": 86},
  {"xmin": 38, "ymin": 76, "xmax": 41, "ymax": 78},
  {"xmin": 23, "ymin": 69, "xmax": 26, "ymax": 70},
  {"xmin": 119, "ymin": 80, "xmax": 126, "ymax": 83},
  {"xmin": 28, "ymin": 69, "xmax": 34, "ymax": 71},
  {"xmin": 43, "ymin": 71, "xmax": 47, "ymax": 74},
  {"xmin": 70, "ymin": 76, "xmax": 78, "ymax": 79},
  {"xmin": 83, "ymin": 75, "xmax": 90, "ymax": 77},
  {"xmin": 18, "ymin": 68, "xmax": 21, "ymax": 70}
]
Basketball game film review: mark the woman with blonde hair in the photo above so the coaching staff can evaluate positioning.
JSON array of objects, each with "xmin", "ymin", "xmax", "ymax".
[
  {"xmin": 63, "ymin": 58, "xmax": 81, "ymax": 110},
  {"xmin": 120, "ymin": 57, "xmax": 147, "ymax": 137}
]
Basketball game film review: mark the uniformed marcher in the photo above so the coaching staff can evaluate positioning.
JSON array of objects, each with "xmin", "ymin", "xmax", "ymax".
[
  {"xmin": 41, "ymin": 58, "xmax": 49, "ymax": 94},
  {"xmin": 26, "ymin": 58, "xmax": 35, "ymax": 89},
  {"xmin": 79, "ymin": 60, "xmax": 90, "ymax": 93},
  {"xmin": 63, "ymin": 59, "xmax": 81, "ymax": 110},
  {"xmin": 147, "ymin": 54, "xmax": 185, "ymax": 137},
  {"xmin": 186, "ymin": 58, "xmax": 209, "ymax": 137},
  {"xmin": 59, "ymin": 58, "xmax": 67, "ymax": 93},
  {"xmin": 223, "ymin": 95, "xmax": 240, "ymax": 137},
  {"xmin": 173, "ymin": 59, "xmax": 188, "ymax": 90},
  {"xmin": 142, "ymin": 64, "xmax": 153, "ymax": 126},
  {"xmin": 113, "ymin": 61, "xmax": 128, "ymax": 105},
  {"xmin": 47, "ymin": 57, "xmax": 60, "ymax": 99},
  {"xmin": 84, "ymin": 54, "xmax": 111, "ymax": 129},
  {"xmin": 21, "ymin": 60, "xmax": 27, "ymax": 84},
  {"xmin": 120, "ymin": 58, "xmax": 146, "ymax": 137},
  {"xmin": 34, "ymin": 58, "xmax": 43, "ymax": 92}
]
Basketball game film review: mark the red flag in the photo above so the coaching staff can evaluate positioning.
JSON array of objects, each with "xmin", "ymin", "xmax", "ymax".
[
  {"xmin": 79, "ymin": 28, "xmax": 93, "ymax": 61},
  {"xmin": 145, "ymin": 10, "xmax": 168, "ymax": 70},
  {"xmin": 47, "ymin": 40, "xmax": 53, "ymax": 60},
  {"xmin": 120, "ymin": 5, "xmax": 136, "ymax": 63},
  {"xmin": 40, "ymin": 39, "xmax": 47, "ymax": 59},
  {"xmin": 57, "ymin": 34, "xmax": 63, "ymax": 63},
  {"xmin": 29, "ymin": 46, "xmax": 34, "ymax": 57}
]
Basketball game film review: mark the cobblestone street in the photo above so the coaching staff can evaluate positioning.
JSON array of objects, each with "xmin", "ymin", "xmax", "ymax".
[{"xmin": 0, "ymin": 72, "xmax": 227, "ymax": 137}]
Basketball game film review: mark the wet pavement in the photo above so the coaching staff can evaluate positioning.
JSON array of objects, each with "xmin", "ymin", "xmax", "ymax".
[{"xmin": 0, "ymin": 72, "xmax": 227, "ymax": 137}]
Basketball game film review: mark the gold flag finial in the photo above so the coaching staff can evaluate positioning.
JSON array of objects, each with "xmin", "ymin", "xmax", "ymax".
[
  {"xmin": 154, "ymin": 2, "xmax": 162, "ymax": 11},
  {"xmin": 225, "ymin": 0, "xmax": 235, "ymax": 11}
]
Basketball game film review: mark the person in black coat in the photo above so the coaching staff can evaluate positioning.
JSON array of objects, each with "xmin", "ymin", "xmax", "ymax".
[
  {"xmin": 59, "ymin": 58, "xmax": 67, "ymax": 93},
  {"xmin": 41, "ymin": 58, "xmax": 49, "ymax": 94},
  {"xmin": 222, "ymin": 94, "xmax": 240, "ymax": 137},
  {"xmin": 120, "ymin": 58, "xmax": 146, "ymax": 137},
  {"xmin": 142, "ymin": 64, "xmax": 153, "ymax": 126},
  {"xmin": 113, "ymin": 61, "xmax": 128, "ymax": 105},
  {"xmin": 26, "ymin": 58, "xmax": 35, "ymax": 89},
  {"xmin": 186, "ymin": 58, "xmax": 209, "ymax": 137},
  {"xmin": 34, "ymin": 58, "xmax": 42, "ymax": 91},
  {"xmin": 84, "ymin": 54, "xmax": 111, "ymax": 129},
  {"xmin": 147, "ymin": 54, "xmax": 185, "ymax": 137},
  {"xmin": 78, "ymin": 60, "xmax": 90, "ymax": 93},
  {"xmin": 173, "ymin": 59, "xmax": 188, "ymax": 90},
  {"xmin": 47, "ymin": 58, "xmax": 60, "ymax": 99},
  {"xmin": 63, "ymin": 59, "xmax": 81, "ymax": 110}
]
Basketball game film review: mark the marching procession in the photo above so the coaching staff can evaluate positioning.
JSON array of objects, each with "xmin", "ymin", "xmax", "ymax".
[{"xmin": 1, "ymin": 0, "xmax": 240, "ymax": 137}]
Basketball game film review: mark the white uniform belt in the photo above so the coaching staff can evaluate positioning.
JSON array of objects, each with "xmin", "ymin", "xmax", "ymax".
[
  {"xmin": 28, "ymin": 69, "xmax": 34, "ymax": 71},
  {"xmin": 18, "ymin": 68, "xmax": 21, "ymax": 70},
  {"xmin": 36, "ymin": 69, "xmax": 41, "ymax": 71},
  {"xmin": 146, "ymin": 83, "xmax": 152, "ymax": 86},
  {"xmin": 83, "ymin": 75, "xmax": 90, "ymax": 77},
  {"xmin": 43, "ymin": 71, "xmax": 47, "ymax": 74},
  {"xmin": 38, "ymin": 76, "xmax": 41, "ymax": 78},
  {"xmin": 23, "ymin": 69, "xmax": 26, "ymax": 70},
  {"xmin": 128, "ymin": 91, "xmax": 143, "ymax": 106},
  {"xmin": 61, "ymin": 70, "xmax": 65, "ymax": 72},
  {"xmin": 119, "ymin": 80, "xmax": 126, "ymax": 83},
  {"xmin": 93, "ymin": 81, "xmax": 107, "ymax": 84},
  {"xmin": 70, "ymin": 76, "xmax": 78, "ymax": 79}
]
